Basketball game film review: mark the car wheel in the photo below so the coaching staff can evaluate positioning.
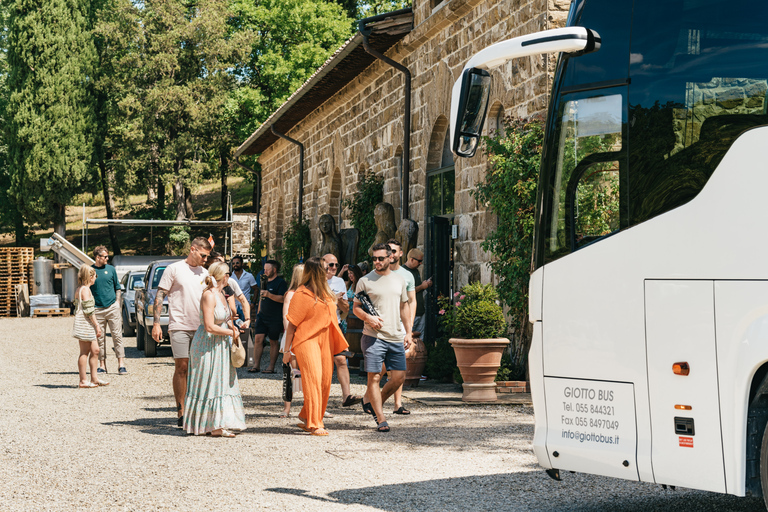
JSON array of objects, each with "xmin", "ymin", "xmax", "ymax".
[
  {"xmin": 122, "ymin": 309, "xmax": 135, "ymax": 337},
  {"xmin": 145, "ymin": 326, "xmax": 157, "ymax": 357},
  {"xmin": 136, "ymin": 322, "xmax": 145, "ymax": 351}
]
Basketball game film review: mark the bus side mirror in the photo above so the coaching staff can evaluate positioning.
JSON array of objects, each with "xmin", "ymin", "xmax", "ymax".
[{"xmin": 451, "ymin": 67, "xmax": 492, "ymax": 158}]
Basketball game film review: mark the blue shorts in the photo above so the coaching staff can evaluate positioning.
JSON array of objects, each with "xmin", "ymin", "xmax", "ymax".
[{"xmin": 361, "ymin": 335, "xmax": 406, "ymax": 373}]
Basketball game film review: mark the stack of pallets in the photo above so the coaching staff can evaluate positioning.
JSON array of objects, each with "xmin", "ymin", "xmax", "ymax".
[{"xmin": 0, "ymin": 248, "xmax": 34, "ymax": 317}]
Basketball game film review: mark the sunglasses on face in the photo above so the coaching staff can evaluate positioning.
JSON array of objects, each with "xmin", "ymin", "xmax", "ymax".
[
  {"xmin": 372, "ymin": 256, "xmax": 388, "ymax": 262},
  {"xmin": 414, "ymin": 258, "xmax": 423, "ymax": 263},
  {"xmin": 328, "ymin": 263, "xmax": 338, "ymax": 268}
]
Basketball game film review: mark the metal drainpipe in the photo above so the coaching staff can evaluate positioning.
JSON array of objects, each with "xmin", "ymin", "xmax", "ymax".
[
  {"xmin": 234, "ymin": 155, "xmax": 261, "ymax": 243},
  {"xmin": 358, "ymin": 10, "xmax": 412, "ymax": 219},
  {"xmin": 270, "ymin": 125, "xmax": 305, "ymax": 222}
]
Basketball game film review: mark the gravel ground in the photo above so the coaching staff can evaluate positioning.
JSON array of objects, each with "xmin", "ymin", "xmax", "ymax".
[{"xmin": 0, "ymin": 316, "xmax": 765, "ymax": 511}]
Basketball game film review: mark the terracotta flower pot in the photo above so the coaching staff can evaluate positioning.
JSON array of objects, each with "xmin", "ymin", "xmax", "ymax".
[
  {"xmin": 450, "ymin": 337, "xmax": 510, "ymax": 402},
  {"xmin": 404, "ymin": 333, "xmax": 427, "ymax": 387}
]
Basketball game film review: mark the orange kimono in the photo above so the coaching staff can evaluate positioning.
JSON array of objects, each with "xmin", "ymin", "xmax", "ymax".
[{"xmin": 287, "ymin": 286, "xmax": 349, "ymax": 430}]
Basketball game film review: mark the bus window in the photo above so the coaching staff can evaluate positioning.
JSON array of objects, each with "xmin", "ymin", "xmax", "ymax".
[
  {"xmin": 548, "ymin": 92, "xmax": 625, "ymax": 258},
  {"xmin": 628, "ymin": 0, "xmax": 768, "ymax": 225}
]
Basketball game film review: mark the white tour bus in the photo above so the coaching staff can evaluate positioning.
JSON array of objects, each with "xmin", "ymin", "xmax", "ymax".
[{"xmin": 451, "ymin": 0, "xmax": 768, "ymax": 505}]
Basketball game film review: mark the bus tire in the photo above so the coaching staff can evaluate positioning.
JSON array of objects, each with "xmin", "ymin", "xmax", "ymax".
[{"xmin": 760, "ymin": 420, "xmax": 768, "ymax": 508}]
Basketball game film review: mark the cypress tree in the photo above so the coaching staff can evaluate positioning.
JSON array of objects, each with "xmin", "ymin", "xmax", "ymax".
[{"xmin": 6, "ymin": 0, "xmax": 97, "ymax": 237}]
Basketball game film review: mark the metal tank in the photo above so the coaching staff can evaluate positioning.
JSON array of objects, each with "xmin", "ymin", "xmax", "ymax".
[
  {"xmin": 61, "ymin": 266, "xmax": 78, "ymax": 303},
  {"xmin": 33, "ymin": 257, "xmax": 54, "ymax": 295}
]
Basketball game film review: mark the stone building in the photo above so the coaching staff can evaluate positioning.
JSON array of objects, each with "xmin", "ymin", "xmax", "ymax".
[{"xmin": 235, "ymin": 0, "xmax": 569, "ymax": 296}]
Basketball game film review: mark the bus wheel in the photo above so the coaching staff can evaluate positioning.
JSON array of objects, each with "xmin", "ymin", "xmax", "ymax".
[{"xmin": 760, "ymin": 420, "xmax": 768, "ymax": 508}]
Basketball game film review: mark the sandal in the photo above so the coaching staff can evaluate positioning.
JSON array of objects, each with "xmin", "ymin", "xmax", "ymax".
[
  {"xmin": 342, "ymin": 394, "xmax": 361, "ymax": 407},
  {"xmin": 310, "ymin": 428, "xmax": 329, "ymax": 436},
  {"xmin": 94, "ymin": 380, "xmax": 110, "ymax": 386},
  {"xmin": 393, "ymin": 406, "xmax": 411, "ymax": 415},
  {"xmin": 297, "ymin": 422, "xmax": 312, "ymax": 433},
  {"xmin": 376, "ymin": 421, "xmax": 390, "ymax": 433},
  {"xmin": 262, "ymin": 369, "xmax": 276, "ymax": 374},
  {"xmin": 247, "ymin": 367, "xmax": 260, "ymax": 373},
  {"xmin": 362, "ymin": 400, "xmax": 375, "ymax": 416},
  {"xmin": 79, "ymin": 382, "xmax": 98, "ymax": 388},
  {"xmin": 211, "ymin": 429, "xmax": 235, "ymax": 438}
]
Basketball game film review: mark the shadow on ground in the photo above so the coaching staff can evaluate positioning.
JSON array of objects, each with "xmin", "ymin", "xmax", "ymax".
[{"xmin": 267, "ymin": 474, "xmax": 766, "ymax": 512}]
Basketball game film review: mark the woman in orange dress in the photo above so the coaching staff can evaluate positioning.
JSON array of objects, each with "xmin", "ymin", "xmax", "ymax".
[{"xmin": 282, "ymin": 257, "xmax": 348, "ymax": 436}]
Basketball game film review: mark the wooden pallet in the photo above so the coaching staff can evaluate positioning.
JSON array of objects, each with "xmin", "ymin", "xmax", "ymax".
[
  {"xmin": 32, "ymin": 308, "xmax": 70, "ymax": 317},
  {"xmin": 0, "ymin": 248, "xmax": 34, "ymax": 317}
]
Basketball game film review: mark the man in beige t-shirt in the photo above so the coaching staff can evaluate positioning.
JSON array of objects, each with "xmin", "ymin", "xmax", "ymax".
[
  {"xmin": 353, "ymin": 243, "xmax": 412, "ymax": 433},
  {"xmin": 153, "ymin": 237, "xmax": 211, "ymax": 427}
]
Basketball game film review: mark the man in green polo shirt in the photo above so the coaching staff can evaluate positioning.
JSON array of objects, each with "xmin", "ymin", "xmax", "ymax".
[{"xmin": 91, "ymin": 246, "xmax": 126, "ymax": 375}]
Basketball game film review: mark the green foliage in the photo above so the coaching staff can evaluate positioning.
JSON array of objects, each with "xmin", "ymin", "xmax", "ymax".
[
  {"xmin": 473, "ymin": 117, "xmax": 544, "ymax": 379},
  {"xmin": 437, "ymin": 283, "xmax": 505, "ymax": 339},
  {"xmin": 495, "ymin": 351, "xmax": 526, "ymax": 382},
  {"xmin": 356, "ymin": 0, "xmax": 410, "ymax": 19},
  {"xmin": 230, "ymin": 0, "xmax": 353, "ymax": 132},
  {"xmin": 342, "ymin": 171, "xmax": 383, "ymax": 262},
  {"xmin": 167, "ymin": 225, "xmax": 191, "ymax": 255},
  {"xmin": 6, "ymin": 0, "xmax": 99, "ymax": 232},
  {"xmin": 424, "ymin": 335, "xmax": 457, "ymax": 383},
  {"xmin": 279, "ymin": 218, "xmax": 311, "ymax": 273}
]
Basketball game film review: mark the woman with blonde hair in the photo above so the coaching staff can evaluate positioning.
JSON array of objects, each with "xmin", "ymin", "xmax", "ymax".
[
  {"xmin": 279, "ymin": 263, "xmax": 304, "ymax": 417},
  {"xmin": 183, "ymin": 261, "xmax": 246, "ymax": 437},
  {"xmin": 73, "ymin": 265, "xmax": 107, "ymax": 388},
  {"xmin": 283, "ymin": 257, "xmax": 348, "ymax": 435}
]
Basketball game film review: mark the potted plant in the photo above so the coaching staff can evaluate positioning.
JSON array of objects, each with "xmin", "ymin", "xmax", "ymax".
[{"xmin": 439, "ymin": 283, "xmax": 509, "ymax": 401}]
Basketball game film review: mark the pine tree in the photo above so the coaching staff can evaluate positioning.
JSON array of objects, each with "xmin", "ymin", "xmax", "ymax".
[{"xmin": 6, "ymin": 0, "xmax": 97, "ymax": 237}]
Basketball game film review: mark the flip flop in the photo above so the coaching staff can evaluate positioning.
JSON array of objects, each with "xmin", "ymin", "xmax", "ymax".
[
  {"xmin": 376, "ymin": 421, "xmax": 390, "ymax": 433},
  {"xmin": 79, "ymin": 382, "xmax": 98, "ymax": 388},
  {"xmin": 247, "ymin": 368, "xmax": 260, "ymax": 373},
  {"xmin": 297, "ymin": 423, "xmax": 312, "ymax": 433},
  {"xmin": 362, "ymin": 400, "xmax": 375, "ymax": 416},
  {"xmin": 342, "ymin": 394, "xmax": 361, "ymax": 407},
  {"xmin": 94, "ymin": 380, "xmax": 110, "ymax": 386},
  {"xmin": 211, "ymin": 429, "xmax": 235, "ymax": 438},
  {"xmin": 393, "ymin": 406, "xmax": 411, "ymax": 415},
  {"xmin": 310, "ymin": 428, "xmax": 329, "ymax": 436}
]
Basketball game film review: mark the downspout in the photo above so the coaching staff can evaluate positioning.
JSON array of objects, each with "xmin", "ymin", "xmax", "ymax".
[
  {"xmin": 270, "ymin": 125, "xmax": 305, "ymax": 221},
  {"xmin": 358, "ymin": 9, "xmax": 412, "ymax": 219},
  {"xmin": 234, "ymin": 155, "xmax": 261, "ymax": 243}
]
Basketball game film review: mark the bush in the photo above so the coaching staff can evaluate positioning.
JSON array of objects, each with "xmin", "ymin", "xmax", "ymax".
[
  {"xmin": 167, "ymin": 226, "xmax": 190, "ymax": 255},
  {"xmin": 455, "ymin": 300, "xmax": 506, "ymax": 339},
  {"xmin": 279, "ymin": 218, "xmax": 311, "ymax": 273},
  {"xmin": 424, "ymin": 335, "xmax": 457, "ymax": 383}
]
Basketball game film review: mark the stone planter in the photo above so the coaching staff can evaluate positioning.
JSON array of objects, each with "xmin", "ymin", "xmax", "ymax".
[
  {"xmin": 449, "ymin": 337, "xmax": 510, "ymax": 402},
  {"xmin": 404, "ymin": 333, "xmax": 427, "ymax": 387}
]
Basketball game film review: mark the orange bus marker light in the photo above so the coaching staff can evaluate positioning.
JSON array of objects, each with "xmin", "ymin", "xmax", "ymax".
[
  {"xmin": 673, "ymin": 362, "xmax": 690, "ymax": 376},
  {"xmin": 675, "ymin": 404, "xmax": 692, "ymax": 410}
]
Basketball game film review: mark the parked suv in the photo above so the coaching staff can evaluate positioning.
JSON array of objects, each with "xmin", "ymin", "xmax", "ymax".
[
  {"xmin": 134, "ymin": 258, "xmax": 182, "ymax": 357},
  {"xmin": 119, "ymin": 270, "xmax": 146, "ymax": 337}
]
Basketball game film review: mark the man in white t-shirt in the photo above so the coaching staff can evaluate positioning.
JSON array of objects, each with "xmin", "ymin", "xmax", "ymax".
[
  {"xmin": 387, "ymin": 239, "xmax": 416, "ymax": 415},
  {"xmin": 323, "ymin": 253, "xmax": 361, "ymax": 407},
  {"xmin": 153, "ymin": 237, "xmax": 211, "ymax": 428}
]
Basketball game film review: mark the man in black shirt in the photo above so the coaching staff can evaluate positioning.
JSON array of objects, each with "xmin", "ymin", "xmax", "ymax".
[
  {"xmin": 403, "ymin": 248, "xmax": 432, "ymax": 339},
  {"xmin": 249, "ymin": 260, "xmax": 287, "ymax": 373}
]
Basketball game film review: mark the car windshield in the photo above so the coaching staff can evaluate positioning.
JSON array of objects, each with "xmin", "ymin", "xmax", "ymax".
[
  {"xmin": 128, "ymin": 274, "xmax": 143, "ymax": 290},
  {"xmin": 151, "ymin": 267, "xmax": 167, "ymax": 289}
]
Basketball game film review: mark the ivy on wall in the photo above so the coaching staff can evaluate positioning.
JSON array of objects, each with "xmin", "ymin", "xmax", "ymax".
[
  {"xmin": 342, "ymin": 170, "xmax": 383, "ymax": 262},
  {"xmin": 279, "ymin": 218, "xmax": 311, "ymax": 274},
  {"xmin": 472, "ymin": 116, "xmax": 544, "ymax": 380}
]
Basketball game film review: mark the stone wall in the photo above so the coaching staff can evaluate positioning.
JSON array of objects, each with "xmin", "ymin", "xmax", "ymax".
[
  {"xmin": 257, "ymin": 0, "xmax": 568, "ymax": 288},
  {"xmin": 231, "ymin": 213, "xmax": 259, "ymax": 257}
]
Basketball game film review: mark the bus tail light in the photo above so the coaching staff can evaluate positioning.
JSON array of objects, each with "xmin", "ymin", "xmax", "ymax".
[{"xmin": 672, "ymin": 362, "xmax": 690, "ymax": 375}]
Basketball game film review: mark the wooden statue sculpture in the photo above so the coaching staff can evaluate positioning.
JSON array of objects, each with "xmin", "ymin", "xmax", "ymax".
[
  {"xmin": 339, "ymin": 228, "xmax": 359, "ymax": 268},
  {"xmin": 368, "ymin": 202, "xmax": 397, "ymax": 255},
  {"xmin": 318, "ymin": 214, "xmax": 342, "ymax": 261},
  {"xmin": 396, "ymin": 219, "xmax": 419, "ymax": 265}
]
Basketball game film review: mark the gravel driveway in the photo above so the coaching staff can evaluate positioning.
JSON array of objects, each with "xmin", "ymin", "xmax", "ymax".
[{"xmin": 0, "ymin": 317, "xmax": 765, "ymax": 511}]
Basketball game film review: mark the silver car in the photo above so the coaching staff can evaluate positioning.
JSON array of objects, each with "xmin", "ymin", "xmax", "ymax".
[{"xmin": 119, "ymin": 271, "xmax": 146, "ymax": 337}]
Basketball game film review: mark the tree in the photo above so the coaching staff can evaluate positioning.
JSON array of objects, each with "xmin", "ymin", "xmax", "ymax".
[{"xmin": 6, "ymin": 0, "xmax": 98, "ymax": 237}]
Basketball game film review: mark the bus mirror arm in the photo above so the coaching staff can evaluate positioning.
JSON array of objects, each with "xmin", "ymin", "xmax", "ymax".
[{"xmin": 450, "ymin": 27, "xmax": 601, "ymax": 158}]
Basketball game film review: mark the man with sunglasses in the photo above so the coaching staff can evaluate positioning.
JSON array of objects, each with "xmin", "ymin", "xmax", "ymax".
[
  {"xmin": 91, "ymin": 246, "xmax": 125, "ymax": 376},
  {"xmin": 153, "ymin": 236, "xmax": 211, "ymax": 427},
  {"xmin": 323, "ymin": 253, "xmax": 361, "ymax": 407},
  {"xmin": 403, "ymin": 248, "xmax": 432, "ymax": 341},
  {"xmin": 353, "ymin": 243, "xmax": 412, "ymax": 432}
]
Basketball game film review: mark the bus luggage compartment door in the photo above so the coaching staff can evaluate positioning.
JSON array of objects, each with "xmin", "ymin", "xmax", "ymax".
[
  {"xmin": 544, "ymin": 377, "xmax": 638, "ymax": 480},
  {"xmin": 645, "ymin": 280, "xmax": 725, "ymax": 493}
]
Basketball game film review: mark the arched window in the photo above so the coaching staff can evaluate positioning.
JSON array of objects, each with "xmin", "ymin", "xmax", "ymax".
[{"xmin": 426, "ymin": 116, "xmax": 455, "ymax": 217}]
